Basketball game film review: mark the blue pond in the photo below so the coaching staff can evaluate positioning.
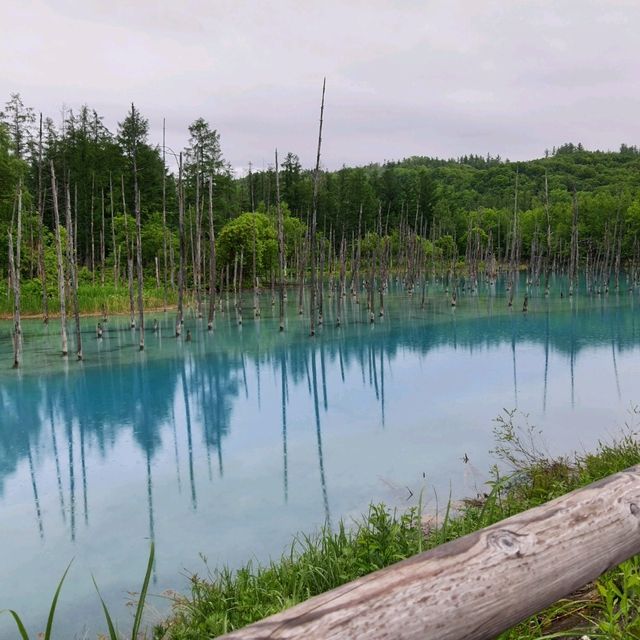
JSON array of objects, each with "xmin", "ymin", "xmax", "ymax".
[{"xmin": 1, "ymin": 278, "xmax": 639, "ymax": 638}]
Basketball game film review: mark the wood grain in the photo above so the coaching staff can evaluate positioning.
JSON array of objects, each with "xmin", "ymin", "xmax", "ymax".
[{"xmin": 219, "ymin": 465, "xmax": 640, "ymax": 639}]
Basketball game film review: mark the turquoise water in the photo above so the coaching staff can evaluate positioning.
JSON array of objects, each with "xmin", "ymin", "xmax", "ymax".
[{"xmin": 1, "ymin": 277, "xmax": 640, "ymax": 638}]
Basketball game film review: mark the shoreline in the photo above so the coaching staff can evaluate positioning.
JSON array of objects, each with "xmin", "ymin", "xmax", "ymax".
[
  {"xmin": 0, "ymin": 304, "xmax": 178, "ymax": 322},
  {"xmin": 156, "ymin": 430, "xmax": 640, "ymax": 639}
]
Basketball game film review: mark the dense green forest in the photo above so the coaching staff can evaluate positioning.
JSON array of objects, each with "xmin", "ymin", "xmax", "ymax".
[{"xmin": 2, "ymin": 91, "xmax": 640, "ymax": 296}]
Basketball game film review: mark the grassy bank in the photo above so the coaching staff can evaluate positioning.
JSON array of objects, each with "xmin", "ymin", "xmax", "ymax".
[
  {"xmin": 155, "ymin": 419, "xmax": 640, "ymax": 640},
  {"xmin": 0, "ymin": 281, "xmax": 176, "ymax": 318}
]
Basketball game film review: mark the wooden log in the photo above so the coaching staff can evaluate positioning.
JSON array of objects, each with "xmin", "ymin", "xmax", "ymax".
[{"xmin": 220, "ymin": 465, "xmax": 640, "ymax": 640}]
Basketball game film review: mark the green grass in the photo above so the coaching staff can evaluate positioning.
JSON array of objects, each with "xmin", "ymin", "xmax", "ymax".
[
  {"xmin": 1, "ymin": 561, "xmax": 72, "ymax": 640},
  {"xmin": 0, "ymin": 280, "xmax": 175, "ymax": 316},
  {"xmin": 156, "ymin": 417, "xmax": 640, "ymax": 640},
  {"xmin": 2, "ymin": 545, "xmax": 154, "ymax": 640},
  {"xmin": 154, "ymin": 506, "xmax": 426, "ymax": 639}
]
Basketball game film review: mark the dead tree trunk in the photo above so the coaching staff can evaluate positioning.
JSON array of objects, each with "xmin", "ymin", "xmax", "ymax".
[
  {"xmin": 132, "ymin": 105, "xmax": 145, "ymax": 351},
  {"xmin": 336, "ymin": 236, "xmax": 346, "ymax": 326},
  {"xmin": 544, "ymin": 170, "xmax": 552, "ymax": 295},
  {"xmin": 100, "ymin": 188, "xmax": 106, "ymax": 286},
  {"xmin": 9, "ymin": 182, "xmax": 22, "ymax": 368},
  {"xmin": 309, "ymin": 78, "xmax": 326, "ymax": 337},
  {"xmin": 90, "ymin": 173, "xmax": 96, "ymax": 283},
  {"xmin": 318, "ymin": 239, "xmax": 325, "ymax": 325},
  {"xmin": 507, "ymin": 169, "xmax": 519, "ymax": 307},
  {"xmin": 50, "ymin": 162, "xmax": 68, "ymax": 356},
  {"xmin": 276, "ymin": 149, "xmax": 286, "ymax": 331},
  {"xmin": 351, "ymin": 206, "xmax": 363, "ymax": 298},
  {"xmin": 65, "ymin": 182, "xmax": 82, "ymax": 360},
  {"xmin": 237, "ymin": 249, "xmax": 244, "ymax": 326},
  {"xmin": 176, "ymin": 153, "xmax": 185, "ymax": 336},
  {"xmin": 252, "ymin": 218, "xmax": 260, "ymax": 318},
  {"xmin": 8, "ymin": 228, "xmax": 20, "ymax": 368},
  {"xmin": 122, "ymin": 175, "xmax": 135, "ymax": 328},
  {"xmin": 162, "ymin": 117, "xmax": 168, "ymax": 310},
  {"xmin": 298, "ymin": 237, "xmax": 306, "ymax": 315},
  {"xmin": 194, "ymin": 154, "xmax": 203, "ymax": 318},
  {"xmin": 379, "ymin": 237, "xmax": 387, "ymax": 317},
  {"xmin": 569, "ymin": 188, "xmax": 579, "ymax": 296},
  {"xmin": 37, "ymin": 114, "xmax": 48, "ymax": 324},
  {"xmin": 207, "ymin": 176, "xmax": 216, "ymax": 330},
  {"xmin": 109, "ymin": 173, "xmax": 118, "ymax": 288}
]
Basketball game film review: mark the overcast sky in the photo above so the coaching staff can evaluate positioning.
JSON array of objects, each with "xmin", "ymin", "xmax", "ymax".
[{"xmin": 1, "ymin": 0, "xmax": 639, "ymax": 173}]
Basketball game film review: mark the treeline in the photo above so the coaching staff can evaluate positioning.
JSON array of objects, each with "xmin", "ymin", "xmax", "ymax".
[
  {"xmin": 3, "ymin": 93, "xmax": 640, "ymax": 281},
  {"xmin": 242, "ymin": 148, "xmax": 640, "ymax": 261},
  {"xmin": 0, "ymin": 94, "xmax": 235, "ymax": 279},
  {"xmin": 4, "ymin": 92, "xmax": 640, "ymax": 309}
]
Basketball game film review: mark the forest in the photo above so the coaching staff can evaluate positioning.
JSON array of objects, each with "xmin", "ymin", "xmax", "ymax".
[{"xmin": 2, "ymin": 90, "xmax": 640, "ymax": 333}]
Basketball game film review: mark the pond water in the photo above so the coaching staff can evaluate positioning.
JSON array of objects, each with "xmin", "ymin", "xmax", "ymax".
[{"xmin": 1, "ymin": 276, "xmax": 640, "ymax": 638}]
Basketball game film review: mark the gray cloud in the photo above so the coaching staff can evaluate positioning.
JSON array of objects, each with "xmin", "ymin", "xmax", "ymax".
[{"xmin": 2, "ymin": 0, "xmax": 639, "ymax": 172}]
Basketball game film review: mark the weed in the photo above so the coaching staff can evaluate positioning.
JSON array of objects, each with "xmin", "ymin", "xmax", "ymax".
[{"xmin": 2, "ymin": 545, "xmax": 154, "ymax": 640}]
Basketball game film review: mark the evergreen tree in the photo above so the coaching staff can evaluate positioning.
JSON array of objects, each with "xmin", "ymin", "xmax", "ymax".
[{"xmin": 0, "ymin": 93, "xmax": 35, "ymax": 159}]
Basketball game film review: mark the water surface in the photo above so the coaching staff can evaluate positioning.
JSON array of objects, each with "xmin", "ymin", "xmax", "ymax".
[{"xmin": 1, "ymin": 277, "xmax": 639, "ymax": 638}]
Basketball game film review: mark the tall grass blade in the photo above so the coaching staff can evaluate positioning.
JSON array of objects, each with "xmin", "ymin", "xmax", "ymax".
[
  {"xmin": 416, "ymin": 489, "xmax": 424, "ymax": 553},
  {"xmin": 4, "ymin": 610, "xmax": 30, "ymax": 640},
  {"xmin": 131, "ymin": 542, "xmax": 154, "ymax": 639},
  {"xmin": 437, "ymin": 488, "xmax": 452, "ymax": 544},
  {"xmin": 44, "ymin": 561, "xmax": 72, "ymax": 640},
  {"xmin": 92, "ymin": 575, "xmax": 118, "ymax": 640},
  {"xmin": 478, "ymin": 473, "xmax": 509, "ymax": 526}
]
